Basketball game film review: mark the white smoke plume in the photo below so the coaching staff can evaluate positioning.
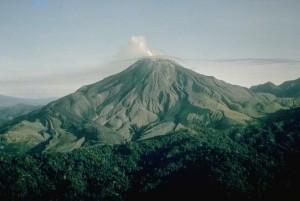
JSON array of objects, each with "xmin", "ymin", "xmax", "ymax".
[{"xmin": 117, "ymin": 36, "xmax": 154, "ymax": 60}]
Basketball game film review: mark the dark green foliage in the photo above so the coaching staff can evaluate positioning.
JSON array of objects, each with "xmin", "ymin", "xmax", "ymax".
[{"xmin": 0, "ymin": 108, "xmax": 300, "ymax": 201}]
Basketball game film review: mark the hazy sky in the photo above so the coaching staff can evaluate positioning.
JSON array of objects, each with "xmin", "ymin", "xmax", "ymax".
[{"xmin": 1, "ymin": 0, "xmax": 300, "ymax": 98}]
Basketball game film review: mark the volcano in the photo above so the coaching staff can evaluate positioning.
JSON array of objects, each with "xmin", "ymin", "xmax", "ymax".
[{"xmin": 0, "ymin": 58, "xmax": 291, "ymax": 152}]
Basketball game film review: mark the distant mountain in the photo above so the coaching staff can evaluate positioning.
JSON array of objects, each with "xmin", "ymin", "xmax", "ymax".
[
  {"xmin": 0, "ymin": 95, "xmax": 56, "ymax": 127},
  {"xmin": 250, "ymin": 78, "xmax": 300, "ymax": 98},
  {"xmin": 0, "ymin": 95, "xmax": 56, "ymax": 107},
  {"xmin": 0, "ymin": 104, "xmax": 40, "ymax": 126},
  {"xmin": 0, "ymin": 58, "xmax": 294, "ymax": 153}
]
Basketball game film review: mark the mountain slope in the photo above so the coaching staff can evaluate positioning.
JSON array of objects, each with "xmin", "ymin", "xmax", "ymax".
[
  {"xmin": 0, "ymin": 58, "xmax": 293, "ymax": 152},
  {"xmin": 251, "ymin": 78, "xmax": 300, "ymax": 98}
]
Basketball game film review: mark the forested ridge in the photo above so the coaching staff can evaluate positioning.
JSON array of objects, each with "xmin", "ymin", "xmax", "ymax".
[{"xmin": 0, "ymin": 108, "xmax": 299, "ymax": 201}]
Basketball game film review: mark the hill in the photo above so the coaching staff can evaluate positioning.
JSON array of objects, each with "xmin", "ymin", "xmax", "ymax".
[{"xmin": 250, "ymin": 78, "xmax": 300, "ymax": 98}]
